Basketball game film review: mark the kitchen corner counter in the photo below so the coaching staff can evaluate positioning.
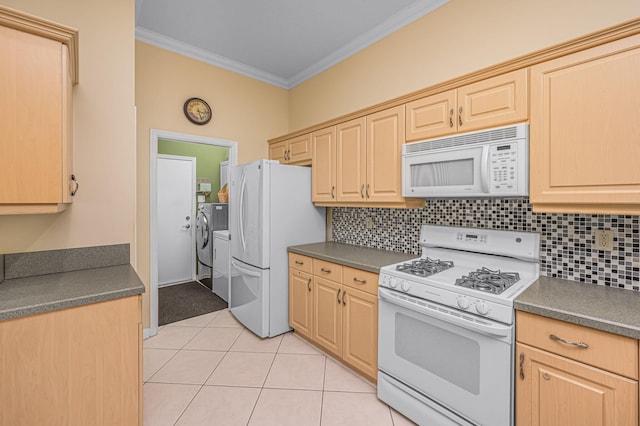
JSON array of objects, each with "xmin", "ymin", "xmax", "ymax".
[
  {"xmin": 0, "ymin": 265, "xmax": 145, "ymax": 321},
  {"xmin": 288, "ymin": 242, "xmax": 415, "ymax": 273},
  {"xmin": 515, "ymin": 276, "xmax": 640, "ymax": 339}
]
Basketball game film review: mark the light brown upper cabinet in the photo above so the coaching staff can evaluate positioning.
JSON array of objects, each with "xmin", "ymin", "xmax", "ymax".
[
  {"xmin": 530, "ymin": 34, "xmax": 640, "ymax": 214},
  {"xmin": 269, "ymin": 133, "xmax": 312, "ymax": 165},
  {"xmin": 313, "ymin": 106, "xmax": 423, "ymax": 207},
  {"xmin": 311, "ymin": 126, "xmax": 337, "ymax": 203},
  {"xmin": 405, "ymin": 69, "xmax": 528, "ymax": 141},
  {"xmin": 0, "ymin": 6, "xmax": 79, "ymax": 215}
]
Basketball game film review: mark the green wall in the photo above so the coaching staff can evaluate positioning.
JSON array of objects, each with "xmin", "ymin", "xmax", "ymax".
[{"xmin": 158, "ymin": 139, "xmax": 229, "ymax": 202}]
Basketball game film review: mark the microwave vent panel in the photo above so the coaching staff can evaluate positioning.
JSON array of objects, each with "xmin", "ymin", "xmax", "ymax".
[{"xmin": 404, "ymin": 125, "xmax": 522, "ymax": 154}]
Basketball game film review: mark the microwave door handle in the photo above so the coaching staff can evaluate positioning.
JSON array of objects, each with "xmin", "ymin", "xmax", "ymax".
[{"xmin": 480, "ymin": 145, "xmax": 490, "ymax": 193}]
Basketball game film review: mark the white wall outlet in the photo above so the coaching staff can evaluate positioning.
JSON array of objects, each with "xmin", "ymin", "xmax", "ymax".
[
  {"xmin": 594, "ymin": 229, "xmax": 613, "ymax": 251},
  {"xmin": 365, "ymin": 217, "xmax": 373, "ymax": 229}
]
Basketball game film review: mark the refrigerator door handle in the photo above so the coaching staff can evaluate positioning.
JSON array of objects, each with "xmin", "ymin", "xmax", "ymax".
[
  {"xmin": 239, "ymin": 171, "xmax": 247, "ymax": 252},
  {"xmin": 231, "ymin": 259, "xmax": 262, "ymax": 277}
]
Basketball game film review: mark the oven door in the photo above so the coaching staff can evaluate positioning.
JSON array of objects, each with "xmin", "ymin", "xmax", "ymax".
[{"xmin": 378, "ymin": 288, "xmax": 514, "ymax": 426}]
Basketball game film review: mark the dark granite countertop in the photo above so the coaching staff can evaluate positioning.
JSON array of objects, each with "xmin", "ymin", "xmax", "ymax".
[
  {"xmin": 288, "ymin": 242, "xmax": 416, "ymax": 273},
  {"xmin": 0, "ymin": 265, "xmax": 145, "ymax": 321},
  {"xmin": 515, "ymin": 276, "xmax": 640, "ymax": 340}
]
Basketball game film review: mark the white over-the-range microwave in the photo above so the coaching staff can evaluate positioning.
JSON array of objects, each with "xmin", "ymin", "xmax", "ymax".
[{"xmin": 402, "ymin": 123, "xmax": 529, "ymax": 198}]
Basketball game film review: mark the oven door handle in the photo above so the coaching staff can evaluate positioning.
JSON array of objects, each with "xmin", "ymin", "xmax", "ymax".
[{"xmin": 378, "ymin": 288, "xmax": 512, "ymax": 338}]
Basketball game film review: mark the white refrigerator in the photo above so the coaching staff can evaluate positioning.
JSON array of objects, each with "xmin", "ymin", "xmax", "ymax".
[{"xmin": 229, "ymin": 160, "xmax": 326, "ymax": 338}]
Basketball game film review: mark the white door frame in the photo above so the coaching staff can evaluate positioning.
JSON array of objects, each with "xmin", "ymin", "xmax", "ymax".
[
  {"xmin": 157, "ymin": 154, "xmax": 197, "ymax": 287},
  {"xmin": 148, "ymin": 129, "xmax": 238, "ymax": 338}
]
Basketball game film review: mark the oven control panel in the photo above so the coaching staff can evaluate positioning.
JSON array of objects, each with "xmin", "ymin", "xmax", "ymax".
[{"xmin": 456, "ymin": 231, "xmax": 487, "ymax": 245}]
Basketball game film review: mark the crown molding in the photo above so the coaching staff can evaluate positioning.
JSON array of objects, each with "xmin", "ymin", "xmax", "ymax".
[{"xmin": 136, "ymin": 0, "xmax": 448, "ymax": 89}]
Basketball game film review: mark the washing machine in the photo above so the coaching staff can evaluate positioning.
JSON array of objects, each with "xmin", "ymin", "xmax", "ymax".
[
  {"xmin": 196, "ymin": 203, "xmax": 229, "ymax": 279},
  {"xmin": 212, "ymin": 229, "xmax": 231, "ymax": 302}
]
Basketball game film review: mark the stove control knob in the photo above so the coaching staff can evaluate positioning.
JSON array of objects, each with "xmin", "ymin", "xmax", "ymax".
[
  {"xmin": 400, "ymin": 281, "xmax": 411, "ymax": 292},
  {"xmin": 475, "ymin": 301, "xmax": 490, "ymax": 316},
  {"xmin": 389, "ymin": 278, "xmax": 398, "ymax": 289},
  {"xmin": 456, "ymin": 296, "xmax": 470, "ymax": 310}
]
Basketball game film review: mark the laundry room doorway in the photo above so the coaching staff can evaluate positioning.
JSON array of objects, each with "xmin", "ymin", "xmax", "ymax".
[{"xmin": 149, "ymin": 129, "xmax": 237, "ymax": 336}]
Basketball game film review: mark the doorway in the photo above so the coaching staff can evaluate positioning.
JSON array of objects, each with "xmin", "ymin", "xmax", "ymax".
[{"xmin": 149, "ymin": 129, "xmax": 237, "ymax": 337}]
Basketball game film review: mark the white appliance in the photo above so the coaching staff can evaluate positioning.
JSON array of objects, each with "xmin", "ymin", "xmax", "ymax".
[
  {"xmin": 402, "ymin": 123, "xmax": 529, "ymax": 198},
  {"xmin": 196, "ymin": 203, "xmax": 229, "ymax": 278},
  {"xmin": 212, "ymin": 229, "xmax": 230, "ymax": 302},
  {"xmin": 229, "ymin": 159, "xmax": 326, "ymax": 338},
  {"xmin": 377, "ymin": 225, "xmax": 539, "ymax": 426}
]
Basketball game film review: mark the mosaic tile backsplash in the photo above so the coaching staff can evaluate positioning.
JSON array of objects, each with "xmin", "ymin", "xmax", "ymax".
[{"xmin": 332, "ymin": 198, "xmax": 640, "ymax": 291}]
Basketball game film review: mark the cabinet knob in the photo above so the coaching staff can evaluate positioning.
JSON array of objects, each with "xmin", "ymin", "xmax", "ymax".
[
  {"xmin": 449, "ymin": 109, "xmax": 454, "ymax": 127},
  {"xmin": 336, "ymin": 289, "xmax": 341, "ymax": 304},
  {"xmin": 321, "ymin": 268, "xmax": 332, "ymax": 273},
  {"xmin": 307, "ymin": 278, "xmax": 311, "ymax": 292},
  {"xmin": 353, "ymin": 278, "xmax": 366, "ymax": 284},
  {"xmin": 361, "ymin": 184, "xmax": 365, "ymax": 198},
  {"xmin": 366, "ymin": 184, "xmax": 370, "ymax": 199},
  {"xmin": 458, "ymin": 106, "xmax": 463, "ymax": 127},
  {"xmin": 331, "ymin": 186, "xmax": 335, "ymax": 198}
]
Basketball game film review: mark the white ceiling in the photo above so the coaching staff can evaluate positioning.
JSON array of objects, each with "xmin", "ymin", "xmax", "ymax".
[{"xmin": 135, "ymin": 0, "xmax": 448, "ymax": 89}]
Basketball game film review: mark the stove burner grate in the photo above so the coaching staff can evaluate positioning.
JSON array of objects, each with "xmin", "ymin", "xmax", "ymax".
[
  {"xmin": 395, "ymin": 257, "xmax": 454, "ymax": 278},
  {"xmin": 455, "ymin": 267, "xmax": 520, "ymax": 294}
]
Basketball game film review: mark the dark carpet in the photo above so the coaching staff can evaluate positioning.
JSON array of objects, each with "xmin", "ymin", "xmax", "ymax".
[{"xmin": 159, "ymin": 281, "xmax": 227, "ymax": 326}]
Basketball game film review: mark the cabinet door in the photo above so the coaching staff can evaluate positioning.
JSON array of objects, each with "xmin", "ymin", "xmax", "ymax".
[
  {"xmin": 405, "ymin": 90, "xmax": 456, "ymax": 141},
  {"xmin": 516, "ymin": 343, "xmax": 638, "ymax": 426},
  {"xmin": 0, "ymin": 296, "xmax": 141, "ymax": 425},
  {"xmin": 0, "ymin": 26, "xmax": 63, "ymax": 204},
  {"xmin": 342, "ymin": 287, "xmax": 378, "ymax": 381},
  {"xmin": 269, "ymin": 140, "xmax": 288, "ymax": 163},
  {"xmin": 457, "ymin": 69, "xmax": 528, "ymax": 133},
  {"xmin": 366, "ymin": 105, "xmax": 405, "ymax": 203},
  {"xmin": 336, "ymin": 117, "xmax": 366, "ymax": 202},
  {"xmin": 288, "ymin": 133, "xmax": 312, "ymax": 164},
  {"xmin": 289, "ymin": 269, "xmax": 313, "ymax": 339},
  {"xmin": 530, "ymin": 35, "xmax": 640, "ymax": 213},
  {"xmin": 311, "ymin": 127, "xmax": 337, "ymax": 203},
  {"xmin": 313, "ymin": 277, "xmax": 342, "ymax": 357}
]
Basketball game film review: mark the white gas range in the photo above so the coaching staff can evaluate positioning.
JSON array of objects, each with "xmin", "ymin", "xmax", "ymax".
[{"xmin": 377, "ymin": 225, "xmax": 539, "ymax": 426}]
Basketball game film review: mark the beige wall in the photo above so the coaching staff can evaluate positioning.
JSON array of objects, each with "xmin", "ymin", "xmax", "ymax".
[
  {"xmin": 288, "ymin": 0, "xmax": 640, "ymax": 130},
  {"xmin": 135, "ymin": 41, "xmax": 289, "ymax": 327},
  {"xmin": 0, "ymin": 1, "xmax": 136, "ymax": 256}
]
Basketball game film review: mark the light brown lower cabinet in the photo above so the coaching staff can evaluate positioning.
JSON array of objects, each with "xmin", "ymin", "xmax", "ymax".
[
  {"xmin": 515, "ymin": 311, "xmax": 638, "ymax": 426},
  {"xmin": 289, "ymin": 254, "xmax": 378, "ymax": 381},
  {"xmin": 0, "ymin": 295, "xmax": 142, "ymax": 426}
]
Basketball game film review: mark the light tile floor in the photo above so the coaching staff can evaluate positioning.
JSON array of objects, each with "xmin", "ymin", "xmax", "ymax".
[{"xmin": 143, "ymin": 309, "xmax": 416, "ymax": 426}]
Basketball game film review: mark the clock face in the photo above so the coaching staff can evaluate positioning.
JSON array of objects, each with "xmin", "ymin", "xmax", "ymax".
[{"xmin": 183, "ymin": 97, "xmax": 212, "ymax": 125}]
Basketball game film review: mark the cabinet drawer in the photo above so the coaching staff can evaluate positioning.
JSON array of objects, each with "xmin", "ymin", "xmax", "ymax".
[
  {"xmin": 313, "ymin": 259, "xmax": 343, "ymax": 283},
  {"xmin": 289, "ymin": 252, "xmax": 313, "ymax": 273},
  {"xmin": 516, "ymin": 311, "xmax": 638, "ymax": 379},
  {"xmin": 343, "ymin": 266, "xmax": 378, "ymax": 296}
]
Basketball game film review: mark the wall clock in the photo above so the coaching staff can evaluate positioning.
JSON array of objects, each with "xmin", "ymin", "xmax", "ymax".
[{"xmin": 183, "ymin": 97, "xmax": 212, "ymax": 125}]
